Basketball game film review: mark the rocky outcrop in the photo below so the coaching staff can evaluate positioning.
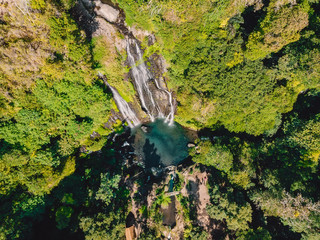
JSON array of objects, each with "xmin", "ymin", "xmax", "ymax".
[
  {"xmin": 94, "ymin": 0, "xmax": 119, "ymax": 23},
  {"xmin": 125, "ymin": 38, "xmax": 176, "ymax": 124},
  {"xmin": 75, "ymin": 0, "xmax": 175, "ymax": 125},
  {"xmin": 92, "ymin": 17, "xmax": 126, "ymax": 51}
]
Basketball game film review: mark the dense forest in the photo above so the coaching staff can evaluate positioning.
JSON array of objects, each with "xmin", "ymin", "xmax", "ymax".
[{"xmin": 0, "ymin": 0, "xmax": 319, "ymax": 239}]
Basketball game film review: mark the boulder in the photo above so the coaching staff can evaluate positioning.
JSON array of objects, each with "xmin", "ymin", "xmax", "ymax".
[
  {"xmin": 151, "ymin": 167, "xmax": 162, "ymax": 177},
  {"xmin": 141, "ymin": 125, "xmax": 149, "ymax": 133},
  {"xmin": 94, "ymin": 0, "xmax": 119, "ymax": 23},
  {"xmin": 80, "ymin": 145, "xmax": 87, "ymax": 153},
  {"xmin": 187, "ymin": 142, "xmax": 196, "ymax": 148},
  {"xmin": 90, "ymin": 131, "xmax": 101, "ymax": 140}
]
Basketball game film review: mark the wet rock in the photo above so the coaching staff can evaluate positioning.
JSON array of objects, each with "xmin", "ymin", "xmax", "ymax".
[
  {"xmin": 103, "ymin": 109, "xmax": 125, "ymax": 129},
  {"xmin": 151, "ymin": 167, "xmax": 163, "ymax": 177},
  {"xmin": 148, "ymin": 34, "xmax": 156, "ymax": 46},
  {"xmin": 112, "ymin": 133, "xmax": 118, "ymax": 142},
  {"xmin": 90, "ymin": 131, "xmax": 101, "ymax": 140},
  {"xmin": 141, "ymin": 125, "xmax": 149, "ymax": 133},
  {"xmin": 70, "ymin": 0, "xmax": 99, "ymax": 38},
  {"xmin": 80, "ymin": 0, "xmax": 94, "ymax": 9},
  {"xmin": 80, "ymin": 145, "xmax": 87, "ymax": 153},
  {"xmin": 94, "ymin": 0, "xmax": 119, "ymax": 23},
  {"xmin": 166, "ymin": 166, "xmax": 177, "ymax": 172},
  {"xmin": 187, "ymin": 142, "xmax": 196, "ymax": 148}
]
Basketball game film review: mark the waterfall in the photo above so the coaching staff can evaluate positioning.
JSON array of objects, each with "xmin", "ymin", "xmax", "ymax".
[
  {"xmin": 153, "ymin": 78, "xmax": 175, "ymax": 126},
  {"xmin": 99, "ymin": 73, "xmax": 140, "ymax": 128},
  {"xmin": 126, "ymin": 38, "xmax": 160, "ymax": 121},
  {"xmin": 99, "ymin": 37, "xmax": 176, "ymax": 128},
  {"xmin": 126, "ymin": 38, "xmax": 175, "ymax": 125},
  {"xmin": 106, "ymin": 83, "xmax": 141, "ymax": 128}
]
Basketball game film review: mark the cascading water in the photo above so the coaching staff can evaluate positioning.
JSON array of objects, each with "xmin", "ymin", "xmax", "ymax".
[
  {"xmin": 153, "ymin": 78, "xmax": 175, "ymax": 125},
  {"xmin": 99, "ymin": 73, "xmax": 140, "ymax": 128},
  {"xmin": 126, "ymin": 38, "xmax": 175, "ymax": 124},
  {"xmin": 126, "ymin": 38, "xmax": 160, "ymax": 121},
  {"xmin": 100, "ymin": 37, "xmax": 176, "ymax": 128},
  {"xmin": 94, "ymin": 2, "xmax": 192, "ymax": 170}
]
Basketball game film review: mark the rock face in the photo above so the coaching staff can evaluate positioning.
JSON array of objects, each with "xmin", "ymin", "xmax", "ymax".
[
  {"xmin": 126, "ymin": 39, "xmax": 175, "ymax": 124},
  {"xmin": 94, "ymin": 0, "xmax": 119, "ymax": 23},
  {"xmin": 80, "ymin": 0, "xmax": 94, "ymax": 9},
  {"xmin": 93, "ymin": 17, "xmax": 126, "ymax": 51},
  {"xmin": 76, "ymin": 0, "xmax": 176, "ymax": 125}
]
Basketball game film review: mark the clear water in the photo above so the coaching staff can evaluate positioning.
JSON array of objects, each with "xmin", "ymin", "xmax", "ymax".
[{"xmin": 132, "ymin": 119, "xmax": 189, "ymax": 168}]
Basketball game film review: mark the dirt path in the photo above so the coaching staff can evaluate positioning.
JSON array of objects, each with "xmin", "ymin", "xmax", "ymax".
[
  {"xmin": 197, "ymin": 174, "xmax": 211, "ymax": 231},
  {"xmin": 181, "ymin": 169, "xmax": 212, "ymax": 234}
]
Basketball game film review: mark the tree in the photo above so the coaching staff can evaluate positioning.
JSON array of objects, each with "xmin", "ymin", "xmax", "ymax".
[
  {"xmin": 245, "ymin": 0, "xmax": 310, "ymax": 60},
  {"xmin": 251, "ymin": 189, "xmax": 320, "ymax": 238},
  {"xmin": 154, "ymin": 193, "xmax": 172, "ymax": 208},
  {"xmin": 191, "ymin": 140, "xmax": 233, "ymax": 173},
  {"xmin": 207, "ymin": 185, "xmax": 252, "ymax": 232},
  {"xmin": 95, "ymin": 173, "xmax": 121, "ymax": 205},
  {"xmin": 237, "ymin": 227, "xmax": 272, "ymax": 240},
  {"xmin": 79, "ymin": 212, "xmax": 126, "ymax": 240},
  {"xmin": 55, "ymin": 206, "xmax": 74, "ymax": 230}
]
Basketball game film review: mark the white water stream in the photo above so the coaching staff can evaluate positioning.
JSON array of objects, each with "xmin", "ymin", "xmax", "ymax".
[
  {"xmin": 126, "ymin": 38, "xmax": 160, "ymax": 121},
  {"xmin": 100, "ymin": 73, "xmax": 140, "ymax": 128},
  {"xmin": 101, "ymin": 38, "xmax": 175, "ymax": 128},
  {"xmin": 126, "ymin": 38, "xmax": 175, "ymax": 125},
  {"xmin": 153, "ymin": 78, "xmax": 174, "ymax": 125}
]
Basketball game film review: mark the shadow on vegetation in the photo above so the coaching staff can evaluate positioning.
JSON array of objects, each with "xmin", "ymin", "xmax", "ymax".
[
  {"xmin": 266, "ymin": 217, "xmax": 301, "ymax": 240},
  {"xmin": 70, "ymin": 1, "xmax": 99, "ymax": 40},
  {"xmin": 31, "ymin": 128, "xmax": 135, "ymax": 239}
]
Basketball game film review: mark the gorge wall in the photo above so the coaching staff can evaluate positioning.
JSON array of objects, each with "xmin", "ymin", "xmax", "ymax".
[{"xmin": 75, "ymin": 0, "xmax": 176, "ymax": 127}]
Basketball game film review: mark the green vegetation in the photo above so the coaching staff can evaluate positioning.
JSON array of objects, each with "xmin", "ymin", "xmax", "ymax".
[
  {"xmin": 153, "ymin": 192, "xmax": 172, "ymax": 208},
  {"xmin": 190, "ymin": 92, "xmax": 320, "ymax": 239},
  {"xmin": 0, "ymin": 0, "xmax": 114, "ymax": 196},
  {"xmin": 245, "ymin": 0, "xmax": 310, "ymax": 60},
  {"xmin": 113, "ymin": 3, "xmax": 320, "ymax": 234},
  {"xmin": 115, "ymin": 0, "xmax": 320, "ymax": 135},
  {"xmin": 1, "ymin": 0, "xmax": 320, "ymax": 239},
  {"xmin": 91, "ymin": 36, "xmax": 136, "ymax": 103},
  {"xmin": 207, "ymin": 184, "xmax": 252, "ymax": 232},
  {"xmin": 191, "ymin": 140, "xmax": 233, "ymax": 173},
  {"xmin": 0, "ymin": 1, "xmax": 122, "ymax": 238}
]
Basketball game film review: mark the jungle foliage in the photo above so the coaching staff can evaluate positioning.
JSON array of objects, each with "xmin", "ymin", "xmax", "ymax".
[
  {"xmin": 0, "ymin": 0, "xmax": 115, "ymax": 196},
  {"xmin": 1, "ymin": 0, "xmax": 320, "ymax": 240},
  {"xmin": 115, "ymin": 0, "xmax": 320, "ymax": 135},
  {"xmin": 112, "ymin": 0, "xmax": 320, "ymax": 238},
  {"xmin": 0, "ymin": 1, "xmax": 120, "ymax": 238},
  {"xmin": 191, "ymin": 91, "xmax": 320, "ymax": 239}
]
